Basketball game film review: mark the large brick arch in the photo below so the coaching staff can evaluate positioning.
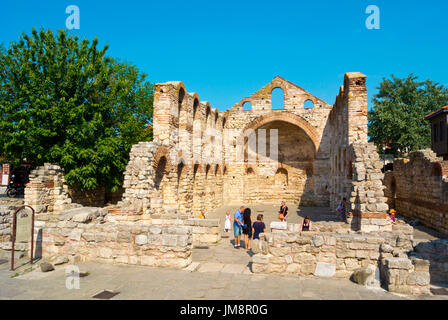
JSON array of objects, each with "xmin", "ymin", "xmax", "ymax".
[{"xmin": 241, "ymin": 112, "xmax": 320, "ymax": 151}]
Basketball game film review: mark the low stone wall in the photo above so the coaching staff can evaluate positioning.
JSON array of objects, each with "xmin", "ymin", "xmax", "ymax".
[
  {"xmin": 413, "ymin": 239, "xmax": 448, "ymax": 285},
  {"xmin": 251, "ymin": 223, "xmax": 431, "ymax": 295},
  {"xmin": 35, "ymin": 207, "xmax": 193, "ymax": 269},
  {"xmin": 105, "ymin": 211, "xmax": 220, "ymax": 245},
  {"xmin": 347, "ymin": 212, "xmax": 393, "ymax": 233},
  {"xmin": 273, "ymin": 216, "xmax": 393, "ymax": 234},
  {"xmin": 382, "ymin": 257, "xmax": 431, "ymax": 295}
]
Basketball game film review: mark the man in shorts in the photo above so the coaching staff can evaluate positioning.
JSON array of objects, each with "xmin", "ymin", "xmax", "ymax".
[{"xmin": 233, "ymin": 206, "xmax": 244, "ymax": 248}]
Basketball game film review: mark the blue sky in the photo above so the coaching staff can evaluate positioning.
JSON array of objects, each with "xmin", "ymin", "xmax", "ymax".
[{"xmin": 2, "ymin": 0, "xmax": 448, "ymax": 111}]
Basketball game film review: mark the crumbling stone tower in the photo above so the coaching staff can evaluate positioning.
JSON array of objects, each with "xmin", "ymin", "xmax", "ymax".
[{"xmin": 119, "ymin": 73, "xmax": 388, "ymax": 217}]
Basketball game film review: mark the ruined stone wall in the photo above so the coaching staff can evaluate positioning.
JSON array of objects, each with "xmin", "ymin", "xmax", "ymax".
[
  {"xmin": 120, "ymin": 75, "xmax": 341, "ymax": 215},
  {"xmin": 328, "ymin": 73, "xmax": 388, "ymax": 215},
  {"xmin": 383, "ymin": 149, "xmax": 448, "ymax": 235},
  {"xmin": 25, "ymin": 164, "xmax": 73, "ymax": 214},
  {"xmin": 224, "ymin": 76, "xmax": 333, "ymax": 206},
  {"xmin": 27, "ymin": 73, "xmax": 385, "ymax": 218},
  {"xmin": 0, "ymin": 197, "xmax": 23, "ymax": 243},
  {"xmin": 413, "ymin": 239, "xmax": 448, "ymax": 284},
  {"xmin": 25, "ymin": 164, "xmax": 111, "ymax": 214},
  {"xmin": 251, "ymin": 223, "xmax": 430, "ymax": 295},
  {"xmin": 35, "ymin": 207, "xmax": 193, "ymax": 268}
]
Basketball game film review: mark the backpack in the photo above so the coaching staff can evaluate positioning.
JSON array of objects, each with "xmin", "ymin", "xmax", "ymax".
[{"xmin": 337, "ymin": 203, "xmax": 343, "ymax": 212}]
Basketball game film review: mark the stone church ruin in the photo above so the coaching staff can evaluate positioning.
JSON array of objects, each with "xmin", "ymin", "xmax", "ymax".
[
  {"xmin": 115, "ymin": 72, "xmax": 388, "ymax": 217},
  {"xmin": 4, "ymin": 72, "xmax": 446, "ymax": 295}
]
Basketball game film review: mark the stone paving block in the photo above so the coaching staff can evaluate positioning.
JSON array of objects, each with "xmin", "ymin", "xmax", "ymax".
[
  {"xmin": 220, "ymin": 264, "xmax": 246, "ymax": 274},
  {"xmin": 197, "ymin": 262, "xmax": 225, "ymax": 273},
  {"xmin": 183, "ymin": 262, "xmax": 200, "ymax": 272},
  {"xmin": 314, "ymin": 262, "xmax": 336, "ymax": 277}
]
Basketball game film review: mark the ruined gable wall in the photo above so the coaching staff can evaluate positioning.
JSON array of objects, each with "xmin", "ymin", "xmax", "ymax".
[{"xmin": 223, "ymin": 76, "xmax": 333, "ymax": 206}]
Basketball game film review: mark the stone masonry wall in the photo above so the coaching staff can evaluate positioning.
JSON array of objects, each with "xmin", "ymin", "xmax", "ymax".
[
  {"xmin": 384, "ymin": 149, "xmax": 448, "ymax": 235},
  {"xmin": 251, "ymin": 223, "xmax": 430, "ymax": 295},
  {"xmin": 0, "ymin": 197, "xmax": 24, "ymax": 243},
  {"xmin": 104, "ymin": 210, "xmax": 221, "ymax": 245},
  {"xmin": 35, "ymin": 207, "xmax": 193, "ymax": 268},
  {"xmin": 328, "ymin": 73, "xmax": 388, "ymax": 216}
]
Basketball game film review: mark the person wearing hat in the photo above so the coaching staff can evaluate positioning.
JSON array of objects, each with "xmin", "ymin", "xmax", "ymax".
[{"xmin": 388, "ymin": 209, "xmax": 397, "ymax": 224}]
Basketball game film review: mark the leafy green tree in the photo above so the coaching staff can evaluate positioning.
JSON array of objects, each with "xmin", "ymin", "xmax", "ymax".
[
  {"xmin": 0, "ymin": 28, "xmax": 153, "ymax": 191},
  {"xmin": 368, "ymin": 74, "xmax": 448, "ymax": 155}
]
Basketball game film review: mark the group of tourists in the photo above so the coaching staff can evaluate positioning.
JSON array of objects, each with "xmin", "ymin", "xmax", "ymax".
[
  {"xmin": 225, "ymin": 201, "xmax": 313, "ymax": 250},
  {"xmin": 225, "ymin": 206, "xmax": 266, "ymax": 249},
  {"xmin": 222, "ymin": 197, "xmax": 398, "ymax": 251}
]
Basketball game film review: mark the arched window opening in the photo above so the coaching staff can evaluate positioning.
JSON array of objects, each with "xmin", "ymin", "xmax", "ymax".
[
  {"xmin": 154, "ymin": 157, "xmax": 167, "ymax": 190},
  {"xmin": 206, "ymin": 107, "xmax": 211, "ymax": 124},
  {"xmin": 222, "ymin": 117, "xmax": 227, "ymax": 128},
  {"xmin": 243, "ymin": 101, "xmax": 252, "ymax": 111},
  {"xmin": 193, "ymin": 99, "xmax": 199, "ymax": 120},
  {"xmin": 177, "ymin": 162, "xmax": 184, "ymax": 183},
  {"xmin": 271, "ymin": 87, "xmax": 284, "ymax": 110},
  {"xmin": 246, "ymin": 167, "xmax": 254, "ymax": 175},
  {"xmin": 215, "ymin": 165, "xmax": 219, "ymax": 175},
  {"xmin": 223, "ymin": 166, "xmax": 227, "ymax": 175},
  {"xmin": 205, "ymin": 164, "xmax": 211, "ymax": 178},
  {"xmin": 193, "ymin": 163, "xmax": 200, "ymax": 180},
  {"xmin": 304, "ymin": 99, "xmax": 314, "ymax": 109},
  {"xmin": 274, "ymin": 168, "xmax": 288, "ymax": 185},
  {"xmin": 178, "ymin": 88, "xmax": 185, "ymax": 118}
]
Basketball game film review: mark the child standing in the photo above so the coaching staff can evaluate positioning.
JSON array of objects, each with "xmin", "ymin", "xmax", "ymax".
[
  {"xmin": 224, "ymin": 211, "xmax": 231, "ymax": 232},
  {"xmin": 252, "ymin": 214, "xmax": 266, "ymax": 240}
]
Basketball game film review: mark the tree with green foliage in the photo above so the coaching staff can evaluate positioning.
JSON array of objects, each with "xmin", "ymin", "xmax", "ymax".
[
  {"xmin": 368, "ymin": 74, "xmax": 448, "ymax": 155},
  {"xmin": 0, "ymin": 28, "xmax": 153, "ymax": 191}
]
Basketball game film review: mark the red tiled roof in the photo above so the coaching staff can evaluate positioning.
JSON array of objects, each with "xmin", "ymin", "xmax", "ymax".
[{"xmin": 425, "ymin": 106, "xmax": 448, "ymax": 119}]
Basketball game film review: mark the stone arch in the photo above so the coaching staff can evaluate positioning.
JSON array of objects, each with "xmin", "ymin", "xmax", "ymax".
[
  {"xmin": 153, "ymin": 146, "xmax": 171, "ymax": 172},
  {"xmin": 274, "ymin": 168, "xmax": 288, "ymax": 186},
  {"xmin": 240, "ymin": 112, "xmax": 320, "ymax": 152}
]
